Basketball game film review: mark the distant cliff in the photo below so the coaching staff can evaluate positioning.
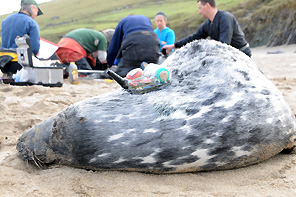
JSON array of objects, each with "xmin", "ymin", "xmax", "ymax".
[
  {"xmin": 233, "ymin": 0, "xmax": 296, "ymax": 47},
  {"xmin": 173, "ymin": 0, "xmax": 296, "ymax": 47}
]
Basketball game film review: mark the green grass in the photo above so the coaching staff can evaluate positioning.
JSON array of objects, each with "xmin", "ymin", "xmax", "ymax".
[
  {"xmin": 0, "ymin": 0, "xmax": 245, "ymax": 44},
  {"xmin": 36, "ymin": 0, "xmax": 201, "ymax": 42}
]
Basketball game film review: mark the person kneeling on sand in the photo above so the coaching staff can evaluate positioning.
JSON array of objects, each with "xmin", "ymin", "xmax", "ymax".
[
  {"xmin": 107, "ymin": 15, "xmax": 161, "ymax": 77},
  {"xmin": 55, "ymin": 28, "xmax": 114, "ymax": 74}
]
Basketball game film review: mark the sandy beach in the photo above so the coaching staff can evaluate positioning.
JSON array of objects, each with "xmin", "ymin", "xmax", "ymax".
[{"xmin": 1, "ymin": 45, "xmax": 296, "ymax": 196}]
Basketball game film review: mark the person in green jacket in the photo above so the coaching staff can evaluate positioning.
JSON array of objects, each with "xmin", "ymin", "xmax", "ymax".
[{"xmin": 56, "ymin": 28, "xmax": 114, "ymax": 70}]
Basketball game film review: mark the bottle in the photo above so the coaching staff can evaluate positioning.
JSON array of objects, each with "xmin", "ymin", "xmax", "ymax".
[
  {"xmin": 144, "ymin": 63, "xmax": 171, "ymax": 83},
  {"xmin": 69, "ymin": 62, "xmax": 79, "ymax": 84}
]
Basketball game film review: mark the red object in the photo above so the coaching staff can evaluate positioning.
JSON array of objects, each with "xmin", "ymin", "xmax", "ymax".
[
  {"xmin": 56, "ymin": 37, "xmax": 96, "ymax": 66},
  {"xmin": 129, "ymin": 77, "xmax": 152, "ymax": 87},
  {"xmin": 78, "ymin": 74, "xmax": 87, "ymax": 78},
  {"xmin": 126, "ymin": 68, "xmax": 143, "ymax": 80}
]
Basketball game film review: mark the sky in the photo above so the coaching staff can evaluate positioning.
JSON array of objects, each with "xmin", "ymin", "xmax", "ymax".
[{"xmin": 0, "ymin": 0, "xmax": 52, "ymax": 16}]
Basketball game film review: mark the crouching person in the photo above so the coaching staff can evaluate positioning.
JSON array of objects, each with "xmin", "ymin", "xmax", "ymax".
[
  {"xmin": 55, "ymin": 28, "xmax": 114, "ymax": 74},
  {"xmin": 107, "ymin": 15, "xmax": 161, "ymax": 77}
]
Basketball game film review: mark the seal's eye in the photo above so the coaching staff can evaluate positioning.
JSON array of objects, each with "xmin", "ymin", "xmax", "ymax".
[{"xmin": 53, "ymin": 121, "xmax": 57, "ymax": 127}]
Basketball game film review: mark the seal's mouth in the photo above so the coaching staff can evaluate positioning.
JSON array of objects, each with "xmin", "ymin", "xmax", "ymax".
[
  {"xmin": 17, "ymin": 136, "xmax": 61, "ymax": 169},
  {"xmin": 16, "ymin": 138, "xmax": 46, "ymax": 168},
  {"xmin": 16, "ymin": 121, "xmax": 57, "ymax": 168}
]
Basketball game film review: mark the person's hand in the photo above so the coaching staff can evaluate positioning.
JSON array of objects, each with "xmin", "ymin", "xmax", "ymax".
[
  {"xmin": 92, "ymin": 51, "xmax": 99, "ymax": 58},
  {"xmin": 162, "ymin": 44, "xmax": 175, "ymax": 54},
  {"xmin": 161, "ymin": 41, "xmax": 167, "ymax": 45}
]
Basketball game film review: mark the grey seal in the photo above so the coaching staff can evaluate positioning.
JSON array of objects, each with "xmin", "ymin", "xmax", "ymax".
[{"xmin": 17, "ymin": 40, "xmax": 296, "ymax": 173}]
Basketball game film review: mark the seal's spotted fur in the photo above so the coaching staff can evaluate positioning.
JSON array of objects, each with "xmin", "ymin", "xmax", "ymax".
[{"xmin": 17, "ymin": 40, "xmax": 296, "ymax": 173}]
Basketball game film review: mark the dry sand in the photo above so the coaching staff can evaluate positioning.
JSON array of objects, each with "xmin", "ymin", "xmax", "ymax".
[{"xmin": 1, "ymin": 45, "xmax": 296, "ymax": 196}]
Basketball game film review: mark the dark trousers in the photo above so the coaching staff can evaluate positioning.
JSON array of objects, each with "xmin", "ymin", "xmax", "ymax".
[
  {"xmin": 75, "ymin": 57, "xmax": 108, "ymax": 70},
  {"xmin": 75, "ymin": 57, "xmax": 92, "ymax": 70},
  {"xmin": 115, "ymin": 31, "xmax": 161, "ymax": 77}
]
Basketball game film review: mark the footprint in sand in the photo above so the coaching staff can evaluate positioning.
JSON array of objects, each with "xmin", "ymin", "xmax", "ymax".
[
  {"xmin": 15, "ymin": 86, "xmax": 49, "ymax": 97},
  {"xmin": 0, "ymin": 87, "xmax": 13, "ymax": 93}
]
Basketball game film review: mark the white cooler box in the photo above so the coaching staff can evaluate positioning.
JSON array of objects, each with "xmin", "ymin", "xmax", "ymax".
[
  {"xmin": 15, "ymin": 35, "xmax": 63, "ymax": 87},
  {"xmin": 24, "ymin": 66, "xmax": 63, "ymax": 87}
]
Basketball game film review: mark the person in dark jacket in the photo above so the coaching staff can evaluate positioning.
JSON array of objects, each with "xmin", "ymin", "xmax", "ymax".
[
  {"xmin": 107, "ymin": 15, "xmax": 161, "ymax": 77},
  {"xmin": 163, "ymin": 0, "xmax": 251, "ymax": 57}
]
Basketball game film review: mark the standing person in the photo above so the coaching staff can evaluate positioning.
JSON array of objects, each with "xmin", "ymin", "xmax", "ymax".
[
  {"xmin": 154, "ymin": 11, "xmax": 175, "ymax": 53},
  {"xmin": 1, "ymin": 0, "xmax": 43, "ymax": 75},
  {"xmin": 55, "ymin": 28, "xmax": 114, "ymax": 71},
  {"xmin": 163, "ymin": 0, "xmax": 252, "ymax": 57},
  {"xmin": 107, "ymin": 15, "xmax": 161, "ymax": 77}
]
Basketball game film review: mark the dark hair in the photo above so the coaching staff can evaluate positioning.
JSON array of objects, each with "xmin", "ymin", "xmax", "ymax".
[
  {"xmin": 198, "ymin": 0, "xmax": 216, "ymax": 7},
  {"xmin": 155, "ymin": 11, "xmax": 167, "ymax": 22}
]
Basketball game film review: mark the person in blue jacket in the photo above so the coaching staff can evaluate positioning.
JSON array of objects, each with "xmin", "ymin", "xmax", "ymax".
[
  {"xmin": 107, "ymin": 15, "xmax": 161, "ymax": 77},
  {"xmin": 163, "ymin": 0, "xmax": 251, "ymax": 57},
  {"xmin": 154, "ymin": 12, "xmax": 175, "ymax": 53},
  {"xmin": 1, "ymin": 0, "xmax": 43, "ymax": 75}
]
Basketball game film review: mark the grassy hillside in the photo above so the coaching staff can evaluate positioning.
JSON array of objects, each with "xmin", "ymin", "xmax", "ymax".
[
  {"xmin": 0, "ymin": 0, "xmax": 244, "ymax": 44},
  {"xmin": 1, "ymin": 0, "xmax": 295, "ymax": 47}
]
